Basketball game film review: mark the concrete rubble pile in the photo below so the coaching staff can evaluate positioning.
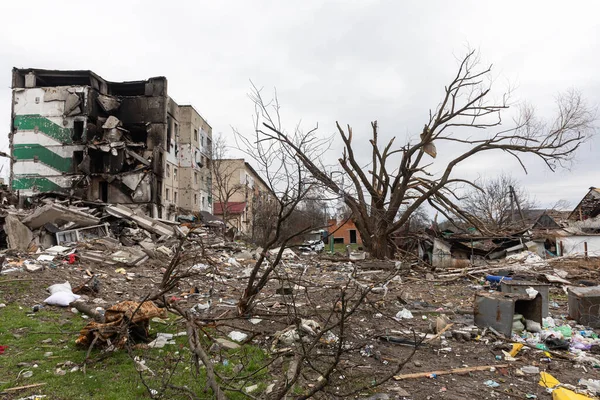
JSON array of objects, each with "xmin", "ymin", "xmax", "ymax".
[{"xmin": 0, "ymin": 197, "xmax": 225, "ymax": 274}]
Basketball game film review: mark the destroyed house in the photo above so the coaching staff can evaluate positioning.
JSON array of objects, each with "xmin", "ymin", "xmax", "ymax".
[
  {"xmin": 569, "ymin": 187, "xmax": 600, "ymax": 221},
  {"xmin": 10, "ymin": 68, "xmax": 213, "ymax": 220}
]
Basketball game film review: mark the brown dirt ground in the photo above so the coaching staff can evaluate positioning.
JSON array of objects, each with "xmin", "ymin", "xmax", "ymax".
[{"xmin": 2, "ymin": 251, "xmax": 600, "ymax": 399}]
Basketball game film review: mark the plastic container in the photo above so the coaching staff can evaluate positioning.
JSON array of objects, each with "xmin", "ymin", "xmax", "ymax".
[{"xmin": 486, "ymin": 275, "xmax": 513, "ymax": 283}]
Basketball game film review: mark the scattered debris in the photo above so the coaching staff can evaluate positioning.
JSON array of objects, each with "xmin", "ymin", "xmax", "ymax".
[{"xmin": 76, "ymin": 301, "xmax": 167, "ymax": 348}]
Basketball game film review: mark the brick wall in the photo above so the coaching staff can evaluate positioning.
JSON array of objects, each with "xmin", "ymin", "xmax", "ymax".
[{"xmin": 327, "ymin": 218, "xmax": 362, "ymax": 245}]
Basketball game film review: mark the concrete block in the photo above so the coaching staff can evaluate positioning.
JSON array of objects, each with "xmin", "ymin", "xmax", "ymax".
[
  {"xmin": 568, "ymin": 286, "xmax": 600, "ymax": 327},
  {"xmin": 474, "ymin": 291, "xmax": 543, "ymax": 337},
  {"xmin": 4, "ymin": 214, "xmax": 33, "ymax": 251},
  {"xmin": 25, "ymin": 72, "xmax": 36, "ymax": 88},
  {"xmin": 501, "ymin": 280, "xmax": 550, "ymax": 318}
]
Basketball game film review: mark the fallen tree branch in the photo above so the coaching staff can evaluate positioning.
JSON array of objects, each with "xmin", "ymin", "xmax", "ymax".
[{"xmin": 0, "ymin": 383, "xmax": 47, "ymax": 393}]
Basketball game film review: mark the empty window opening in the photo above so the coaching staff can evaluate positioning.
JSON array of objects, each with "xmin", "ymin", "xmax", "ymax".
[
  {"xmin": 174, "ymin": 191, "xmax": 178, "ymax": 203},
  {"xmin": 166, "ymin": 116, "xmax": 173, "ymax": 152},
  {"xmin": 109, "ymin": 81, "xmax": 145, "ymax": 96},
  {"xmin": 349, "ymin": 229, "xmax": 357, "ymax": 244},
  {"xmin": 72, "ymin": 121, "xmax": 84, "ymax": 142},
  {"xmin": 194, "ymin": 129, "xmax": 198, "ymax": 142},
  {"xmin": 100, "ymin": 181, "xmax": 109, "ymax": 203},
  {"xmin": 89, "ymin": 149, "xmax": 105, "ymax": 173},
  {"xmin": 73, "ymin": 151, "xmax": 84, "ymax": 172},
  {"xmin": 166, "ymin": 188, "xmax": 170, "ymax": 201},
  {"xmin": 127, "ymin": 124, "xmax": 149, "ymax": 143}
]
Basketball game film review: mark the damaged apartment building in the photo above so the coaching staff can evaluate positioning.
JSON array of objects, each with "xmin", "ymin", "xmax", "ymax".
[{"xmin": 9, "ymin": 68, "xmax": 213, "ymax": 220}]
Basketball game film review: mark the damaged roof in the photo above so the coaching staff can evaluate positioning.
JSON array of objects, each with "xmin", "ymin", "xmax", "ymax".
[
  {"xmin": 12, "ymin": 67, "xmax": 167, "ymax": 96},
  {"xmin": 569, "ymin": 187, "xmax": 600, "ymax": 221},
  {"xmin": 213, "ymin": 202, "xmax": 247, "ymax": 215}
]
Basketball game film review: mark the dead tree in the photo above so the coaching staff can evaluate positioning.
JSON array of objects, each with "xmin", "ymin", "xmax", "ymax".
[
  {"xmin": 211, "ymin": 133, "xmax": 246, "ymax": 232},
  {"xmin": 462, "ymin": 173, "xmax": 537, "ymax": 231},
  {"xmin": 256, "ymin": 50, "xmax": 596, "ymax": 258},
  {"xmin": 234, "ymin": 90, "xmax": 328, "ymax": 315}
]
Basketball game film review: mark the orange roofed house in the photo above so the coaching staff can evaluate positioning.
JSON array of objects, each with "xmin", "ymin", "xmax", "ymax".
[{"xmin": 327, "ymin": 218, "xmax": 362, "ymax": 246}]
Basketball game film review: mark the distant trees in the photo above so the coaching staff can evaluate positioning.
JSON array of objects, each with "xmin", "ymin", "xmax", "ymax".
[
  {"xmin": 253, "ymin": 50, "xmax": 595, "ymax": 258},
  {"xmin": 462, "ymin": 174, "xmax": 537, "ymax": 231}
]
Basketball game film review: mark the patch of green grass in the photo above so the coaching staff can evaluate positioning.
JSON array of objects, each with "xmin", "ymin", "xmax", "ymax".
[{"xmin": 0, "ymin": 281, "xmax": 269, "ymax": 399}]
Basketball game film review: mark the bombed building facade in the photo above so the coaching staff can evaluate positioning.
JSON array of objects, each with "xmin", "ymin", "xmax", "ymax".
[{"xmin": 9, "ymin": 68, "xmax": 212, "ymax": 220}]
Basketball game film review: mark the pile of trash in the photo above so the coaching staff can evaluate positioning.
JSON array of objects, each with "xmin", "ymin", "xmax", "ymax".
[{"xmin": 510, "ymin": 315, "xmax": 600, "ymax": 362}]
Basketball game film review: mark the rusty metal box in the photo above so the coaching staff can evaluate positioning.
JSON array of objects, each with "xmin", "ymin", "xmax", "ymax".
[
  {"xmin": 568, "ymin": 286, "xmax": 600, "ymax": 328},
  {"xmin": 474, "ymin": 292, "xmax": 543, "ymax": 337},
  {"xmin": 501, "ymin": 280, "xmax": 550, "ymax": 318}
]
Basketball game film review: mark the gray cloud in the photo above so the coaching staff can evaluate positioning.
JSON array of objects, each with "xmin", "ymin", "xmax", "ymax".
[{"xmin": 0, "ymin": 0, "xmax": 598, "ymax": 209}]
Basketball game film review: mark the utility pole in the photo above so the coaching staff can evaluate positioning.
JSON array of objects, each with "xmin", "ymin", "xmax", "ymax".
[{"xmin": 509, "ymin": 185, "xmax": 526, "ymax": 227}]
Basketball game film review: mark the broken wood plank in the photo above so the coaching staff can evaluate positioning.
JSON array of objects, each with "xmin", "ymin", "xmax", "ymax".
[
  {"xmin": 424, "ymin": 323, "xmax": 453, "ymax": 343},
  {"xmin": 1, "ymin": 382, "xmax": 47, "ymax": 393},
  {"xmin": 393, "ymin": 364, "xmax": 509, "ymax": 380}
]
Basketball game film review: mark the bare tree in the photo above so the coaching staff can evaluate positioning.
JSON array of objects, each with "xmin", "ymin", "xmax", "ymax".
[
  {"xmin": 255, "ymin": 50, "xmax": 596, "ymax": 258},
  {"xmin": 462, "ymin": 173, "xmax": 537, "ymax": 230},
  {"xmin": 211, "ymin": 133, "xmax": 245, "ymax": 231},
  {"xmin": 234, "ymin": 87, "xmax": 329, "ymax": 315}
]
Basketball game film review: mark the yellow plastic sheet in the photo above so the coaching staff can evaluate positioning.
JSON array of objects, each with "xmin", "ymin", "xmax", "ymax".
[
  {"xmin": 552, "ymin": 388, "xmax": 592, "ymax": 400},
  {"xmin": 539, "ymin": 372, "xmax": 592, "ymax": 400},
  {"xmin": 509, "ymin": 343, "xmax": 524, "ymax": 357}
]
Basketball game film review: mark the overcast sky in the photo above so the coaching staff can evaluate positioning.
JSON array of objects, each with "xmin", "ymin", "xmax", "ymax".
[{"xmin": 0, "ymin": 0, "xmax": 598, "ymax": 210}]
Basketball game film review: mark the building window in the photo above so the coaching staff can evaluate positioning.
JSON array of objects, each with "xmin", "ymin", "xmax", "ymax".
[
  {"xmin": 202, "ymin": 196, "xmax": 205, "ymax": 207},
  {"xmin": 194, "ymin": 194, "xmax": 198, "ymax": 205},
  {"xmin": 174, "ymin": 191, "xmax": 178, "ymax": 203},
  {"xmin": 174, "ymin": 168, "xmax": 178, "ymax": 180},
  {"xmin": 201, "ymin": 136, "xmax": 204, "ymax": 147},
  {"xmin": 166, "ymin": 116, "xmax": 173, "ymax": 152},
  {"xmin": 194, "ymin": 129, "xmax": 198, "ymax": 142},
  {"xmin": 194, "ymin": 172, "xmax": 198, "ymax": 185},
  {"xmin": 166, "ymin": 164, "xmax": 170, "ymax": 178},
  {"xmin": 166, "ymin": 188, "xmax": 170, "ymax": 201}
]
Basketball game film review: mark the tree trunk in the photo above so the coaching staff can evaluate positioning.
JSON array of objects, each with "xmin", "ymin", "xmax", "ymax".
[{"xmin": 369, "ymin": 234, "xmax": 393, "ymax": 259}]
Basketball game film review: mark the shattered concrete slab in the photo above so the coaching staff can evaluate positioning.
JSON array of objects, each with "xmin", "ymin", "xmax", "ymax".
[
  {"xmin": 4, "ymin": 214, "xmax": 33, "ymax": 251},
  {"xmin": 111, "ymin": 247, "xmax": 149, "ymax": 266},
  {"xmin": 97, "ymin": 94, "xmax": 121, "ymax": 113},
  {"xmin": 79, "ymin": 250, "xmax": 117, "ymax": 265},
  {"xmin": 105, "ymin": 204, "xmax": 174, "ymax": 237},
  {"xmin": 22, "ymin": 203, "xmax": 100, "ymax": 230}
]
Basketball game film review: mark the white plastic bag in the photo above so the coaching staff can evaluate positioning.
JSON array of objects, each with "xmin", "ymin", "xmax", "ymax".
[
  {"xmin": 47, "ymin": 282, "xmax": 72, "ymax": 295},
  {"xmin": 395, "ymin": 308, "xmax": 413, "ymax": 320},
  {"xmin": 44, "ymin": 292, "xmax": 80, "ymax": 307}
]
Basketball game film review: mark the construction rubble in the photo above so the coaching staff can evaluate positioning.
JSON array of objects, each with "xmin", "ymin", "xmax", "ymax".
[{"xmin": 3, "ymin": 201, "xmax": 600, "ymax": 398}]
